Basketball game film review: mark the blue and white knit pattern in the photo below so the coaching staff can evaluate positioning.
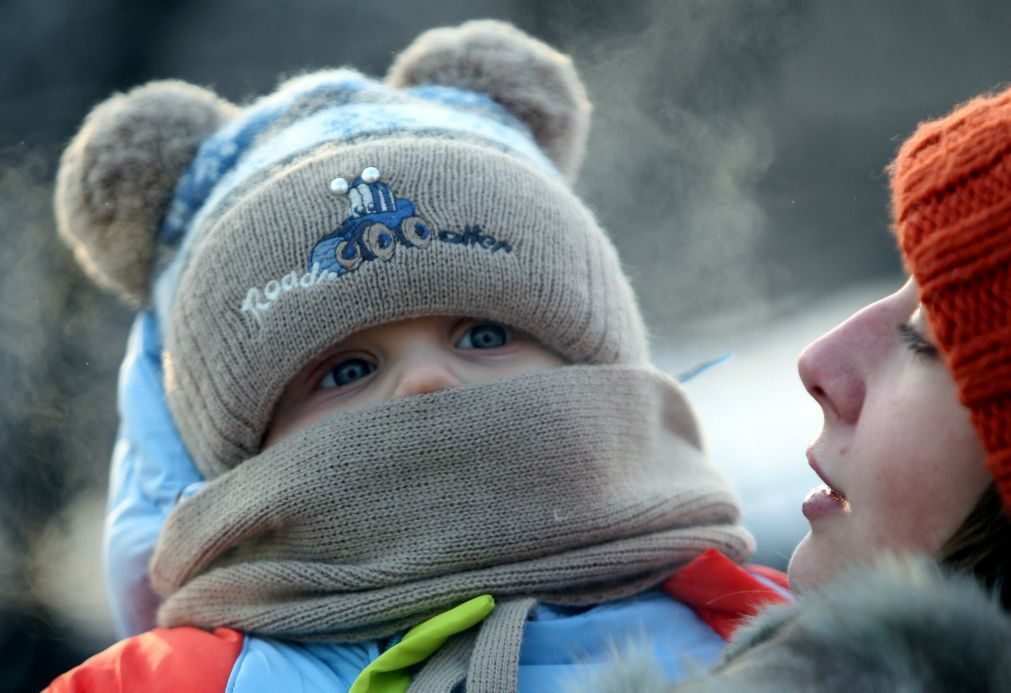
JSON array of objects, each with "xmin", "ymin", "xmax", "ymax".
[{"xmin": 153, "ymin": 69, "xmax": 556, "ymax": 327}]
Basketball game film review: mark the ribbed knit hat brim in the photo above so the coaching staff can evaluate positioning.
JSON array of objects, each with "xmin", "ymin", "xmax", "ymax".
[{"xmin": 891, "ymin": 86, "xmax": 1011, "ymax": 509}]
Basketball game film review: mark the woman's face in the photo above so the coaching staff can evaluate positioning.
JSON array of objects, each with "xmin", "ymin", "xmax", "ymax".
[{"xmin": 789, "ymin": 279, "xmax": 990, "ymax": 590}]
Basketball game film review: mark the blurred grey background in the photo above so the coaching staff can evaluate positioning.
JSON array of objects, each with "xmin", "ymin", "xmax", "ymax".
[{"xmin": 1, "ymin": 0, "xmax": 1009, "ymax": 689}]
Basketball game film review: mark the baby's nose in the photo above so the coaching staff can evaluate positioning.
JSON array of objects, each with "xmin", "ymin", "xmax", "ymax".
[{"xmin": 391, "ymin": 361, "xmax": 462, "ymax": 399}]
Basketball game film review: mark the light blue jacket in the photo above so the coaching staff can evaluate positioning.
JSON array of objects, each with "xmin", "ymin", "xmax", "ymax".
[{"xmin": 217, "ymin": 592, "xmax": 725, "ymax": 691}]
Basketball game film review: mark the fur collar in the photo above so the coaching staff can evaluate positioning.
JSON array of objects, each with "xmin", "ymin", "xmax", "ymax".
[{"xmin": 580, "ymin": 556, "xmax": 1011, "ymax": 692}]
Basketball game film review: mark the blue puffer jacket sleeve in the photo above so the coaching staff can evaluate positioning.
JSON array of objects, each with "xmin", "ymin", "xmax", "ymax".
[{"xmin": 106, "ymin": 311, "xmax": 205, "ymax": 637}]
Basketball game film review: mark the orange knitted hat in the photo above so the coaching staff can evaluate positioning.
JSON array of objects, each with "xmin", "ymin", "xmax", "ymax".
[{"xmin": 890, "ymin": 86, "xmax": 1011, "ymax": 510}]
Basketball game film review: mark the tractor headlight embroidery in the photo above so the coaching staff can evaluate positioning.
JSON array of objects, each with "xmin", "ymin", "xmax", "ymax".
[{"xmin": 309, "ymin": 167, "xmax": 433, "ymax": 274}]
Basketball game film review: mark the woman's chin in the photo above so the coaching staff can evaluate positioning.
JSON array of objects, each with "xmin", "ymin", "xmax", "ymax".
[{"xmin": 787, "ymin": 531, "xmax": 836, "ymax": 593}]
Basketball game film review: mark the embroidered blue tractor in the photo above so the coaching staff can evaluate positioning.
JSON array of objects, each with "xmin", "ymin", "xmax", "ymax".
[{"xmin": 308, "ymin": 169, "xmax": 432, "ymax": 274}]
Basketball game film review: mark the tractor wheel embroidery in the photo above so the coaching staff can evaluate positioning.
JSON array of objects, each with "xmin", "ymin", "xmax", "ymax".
[
  {"xmin": 399, "ymin": 216, "xmax": 432, "ymax": 247},
  {"xmin": 308, "ymin": 168, "xmax": 433, "ymax": 275}
]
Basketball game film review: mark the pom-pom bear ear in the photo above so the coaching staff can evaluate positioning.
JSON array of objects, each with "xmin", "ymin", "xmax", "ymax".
[
  {"xmin": 55, "ymin": 80, "xmax": 238, "ymax": 305},
  {"xmin": 387, "ymin": 20, "xmax": 591, "ymax": 181}
]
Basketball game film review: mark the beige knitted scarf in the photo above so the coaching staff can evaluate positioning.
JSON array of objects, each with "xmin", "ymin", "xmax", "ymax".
[{"xmin": 150, "ymin": 365, "xmax": 753, "ymax": 690}]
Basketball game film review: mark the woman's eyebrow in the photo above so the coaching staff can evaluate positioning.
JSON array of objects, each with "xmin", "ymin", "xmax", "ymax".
[{"xmin": 907, "ymin": 306, "xmax": 943, "ymax": 349}]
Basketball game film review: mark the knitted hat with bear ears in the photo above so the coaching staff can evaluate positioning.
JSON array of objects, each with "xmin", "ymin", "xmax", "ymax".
[{"xmin": 55, "ymin": 20, "xmax": 649, "ymax": 477}]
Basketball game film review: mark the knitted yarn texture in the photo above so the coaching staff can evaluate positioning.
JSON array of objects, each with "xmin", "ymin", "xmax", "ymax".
[
  {"xmin": 150, "ymin": 365, "xmax": 753, "ymax": 685},
  {"xmin": 166, "ymin": 137, "xmax": 647, "ymax": 477},
  {"xmin": 53, "ymin": 21, "xmax": 648, "ymax": 478},
  {"xmin": 891, "ymin": 86, "xmax": 1011, "ymax": 510}
]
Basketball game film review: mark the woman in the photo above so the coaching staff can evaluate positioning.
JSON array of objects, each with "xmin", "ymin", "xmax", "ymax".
[
  {"xmin": 709, "ymin": 85, "xmax": 1011, "ymax": 690},
  {"xmin": 595, "ymin": 86, "xmax": 1011, "ymax": 692}
]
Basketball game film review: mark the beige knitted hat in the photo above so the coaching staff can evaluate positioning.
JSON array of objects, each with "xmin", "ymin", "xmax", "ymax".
[{"xmin": 55, "ymin": 20, "xmax": 650, "ymax": 477}]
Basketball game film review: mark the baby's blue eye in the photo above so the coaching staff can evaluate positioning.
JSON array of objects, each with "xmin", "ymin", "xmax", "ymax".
[
  {"xmin": 319, "ymin": 358, "xmax": 377, "ymax": 388},
  {"xmin": 457, "ymin": 323, "xmax": 510, "ymax": 350}
]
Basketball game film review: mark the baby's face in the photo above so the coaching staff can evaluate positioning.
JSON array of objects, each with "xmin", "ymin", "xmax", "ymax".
[{"xmin": 262, "ymin": 316, "xmax": 566, "ymax": 448}]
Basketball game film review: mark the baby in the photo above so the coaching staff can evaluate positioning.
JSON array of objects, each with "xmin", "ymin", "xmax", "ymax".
[{"xmin": 47, "ymin": 21, "xmax": 781, "ymax": 692}]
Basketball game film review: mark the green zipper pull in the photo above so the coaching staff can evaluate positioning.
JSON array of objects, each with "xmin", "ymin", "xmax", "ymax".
[{"xmin": 349, "ymin": 594, "xmax": 495, "ymax": 693}]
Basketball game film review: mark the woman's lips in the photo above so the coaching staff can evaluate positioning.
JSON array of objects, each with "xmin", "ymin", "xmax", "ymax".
[
  {"xmin": 803, "ymin": 448, "xmax": 850, "ymax": 520},
  {"xmin": 802, "ymin": 484, "xmax": 850, "ymax": 520}
]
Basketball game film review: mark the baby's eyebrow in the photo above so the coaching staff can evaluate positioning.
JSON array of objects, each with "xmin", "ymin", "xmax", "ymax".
[
  {"xmin": 299, "ymin": 349, "xmax": 344, "ymax": 382},
  {"xmin": 307, "ymin": 351, "xmax": 339, "ymax": 374},
  {"xmin": 308, "ymin": 341, "xmax": 363, "ymax": 369}
]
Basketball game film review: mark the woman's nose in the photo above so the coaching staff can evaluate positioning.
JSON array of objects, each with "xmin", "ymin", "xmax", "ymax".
[
  {"xmin": 797, "ymin": 324, "xmax": 866, "ymax": 426},
  {"xmin": 390, "ymin": 357, "xmax": 462, "ymax": 399}
]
